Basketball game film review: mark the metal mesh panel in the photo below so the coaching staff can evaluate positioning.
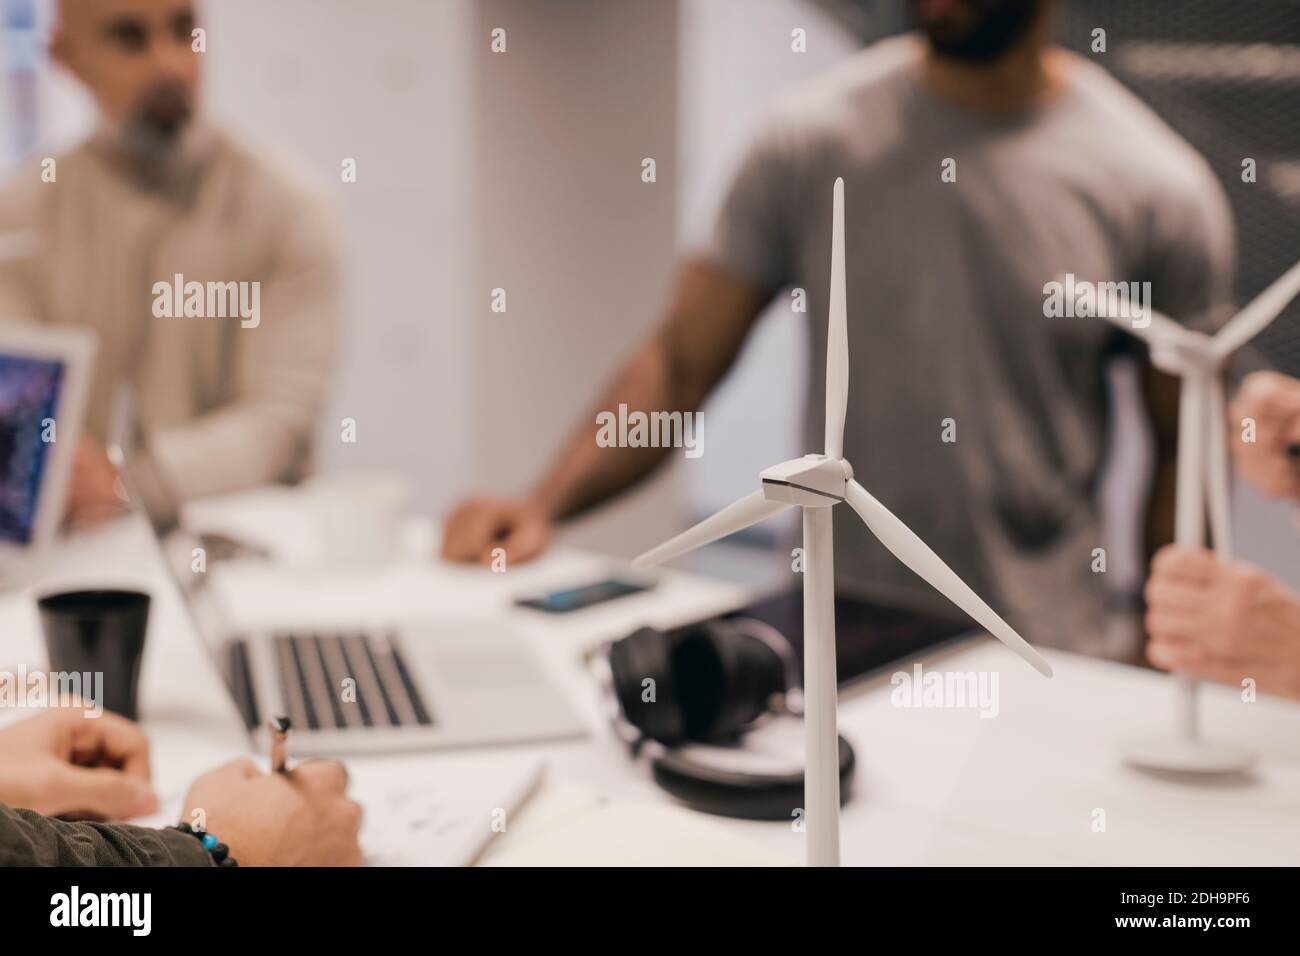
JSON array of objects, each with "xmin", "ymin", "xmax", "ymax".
[
  {"xmin": 811, "ymin": 0, "xmax": 1300, "ymax": 371},
  {"xmin": 1057, "ymin": 0, "xmax": 1300, "ymax": 374}
]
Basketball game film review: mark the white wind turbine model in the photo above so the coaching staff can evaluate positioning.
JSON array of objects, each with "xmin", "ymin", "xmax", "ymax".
[
  {"xmin": 1101, "ymin": 257, "xmax": 1300, "ymax": 775},
  {"xmin": 633, "ymin": 179, "xmax": 1054, "ymax": 867}
]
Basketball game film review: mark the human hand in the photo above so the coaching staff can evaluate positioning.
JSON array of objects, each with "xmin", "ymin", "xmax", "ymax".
[
  {"xmin": 440, "ymin": 496, "xmax": 551, "ymax": 567},
  {"xmin": 1228, "ymin": 371, "xmax": 1300, "ymax": 500},
  {"xmin": 1145, "ymin": 545, "xmax": 1300, "ymax": 702},
  {"xmin": 0, "ymin": 708, "xmax": 156, "ymax": 820},
  {"xmin": 180, "ymin": 758, "xmax": 363, "ymax": 867},
  {"xmin": 64, "ymin": 434, "xmax": 129, "ymax": 526}
]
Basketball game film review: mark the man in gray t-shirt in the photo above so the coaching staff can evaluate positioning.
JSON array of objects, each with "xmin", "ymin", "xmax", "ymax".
[
  {"xmin": 442, "ymin": 0, "xmax": 1233, "ymax": 651},
  {"xmin": 704, "ymin": 32, "xmax": 1232, "ymax": 647}
]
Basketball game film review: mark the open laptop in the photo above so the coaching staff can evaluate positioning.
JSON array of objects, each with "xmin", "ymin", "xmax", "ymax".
[
  {"xmin": 152, "ymin": 525, "xmax": 588, "ymax": 756},
  {"xmin": 0, "ymin": 320, "xmax": 95, "ymax": 588}
]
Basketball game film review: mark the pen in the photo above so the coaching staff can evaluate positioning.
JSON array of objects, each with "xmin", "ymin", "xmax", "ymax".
[{"xmin": 269, "ymin": 716, "xmax": 291, "ymax": 774}]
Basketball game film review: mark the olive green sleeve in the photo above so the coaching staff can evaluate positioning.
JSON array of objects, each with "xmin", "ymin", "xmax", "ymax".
[{"xmin": 0, "ymin": 803, "xmax": 215, "ymax": 867}]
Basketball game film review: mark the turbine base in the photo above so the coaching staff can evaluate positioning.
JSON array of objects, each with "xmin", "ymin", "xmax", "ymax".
[{"xmin": 1121, "ymin": 735, "xmax": 1253, "ymax": 775}]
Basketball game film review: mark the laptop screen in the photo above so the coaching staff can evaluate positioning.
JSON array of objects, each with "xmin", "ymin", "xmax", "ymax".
[
  {"xmin": 0, "ymin": 353, "xmax": 66, "ymax": 545},
  {"xmin": 152, "ymin": 528, "xmax": 260, "ymax": 730}
]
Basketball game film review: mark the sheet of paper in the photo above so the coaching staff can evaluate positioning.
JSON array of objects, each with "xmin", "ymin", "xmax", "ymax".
[
  {"xmin": 482, "ymin": 800, "xmax": 791, "ymax": 867},
  {"xmin": 350, "ymin": 754, "xmax": 545, "ymax": 866}
]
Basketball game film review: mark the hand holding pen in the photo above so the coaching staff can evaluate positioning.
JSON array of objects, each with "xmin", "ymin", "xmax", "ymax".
[{"xmin": 270, "ymin": 716, "xmax": 291, "ymax": 774}]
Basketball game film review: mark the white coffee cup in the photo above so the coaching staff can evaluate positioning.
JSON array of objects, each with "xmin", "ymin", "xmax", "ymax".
[{"xmin": 310, "ymin": 472, "xmax": 412, "ymax": 566}]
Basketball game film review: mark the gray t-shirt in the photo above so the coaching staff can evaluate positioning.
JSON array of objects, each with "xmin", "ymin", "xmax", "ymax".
[{"xmin": 706, "ymin": 35, "xmax": 1234, "ymax": 649}]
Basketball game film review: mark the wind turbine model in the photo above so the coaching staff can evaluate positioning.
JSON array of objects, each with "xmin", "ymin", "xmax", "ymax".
[
  {"xmin": 1100, "ymin": 257, "xmax": 1300, "ymax": 775},
  {"xmin": 633, "ymin": 178, "xmax": 1053, "ymax": 867}
]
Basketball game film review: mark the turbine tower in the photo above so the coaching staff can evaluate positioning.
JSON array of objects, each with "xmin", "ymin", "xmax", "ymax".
[{"xmin": 634, "ymin": 178, "xmax": 1053, "ymax": 866}]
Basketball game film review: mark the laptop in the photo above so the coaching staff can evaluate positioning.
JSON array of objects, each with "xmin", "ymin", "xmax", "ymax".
[
  {"xmin": 151, "ymin": 526, "xmax": 589, "ymax": 756},
  {"xmin": 0, "ymin": 320, "xmax": 95, "ymax": 588}
]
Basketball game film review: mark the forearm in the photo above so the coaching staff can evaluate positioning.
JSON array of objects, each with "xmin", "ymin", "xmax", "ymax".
[
  {"xmin": 529, "ymin": 259, "xmax": 765, "ymax": 522},
  {"xmin": 0, "ymin": 804, "xmax": 212, "ymax": 867},
  {"xmin": 531, "ymin": 335, "xmax": 693, "ymax": 520},
  {"xmin": 134, "ymin": 309, "xmax": 339, "ymax": 521},
  {"xmin": 156, "ymin": 402, "xmax": 313, "ymax": 494},
  {"xmin": 129, "ymin": 402, "xmax": 314, "ymax": 527},
  {"xmin": 126, "ymin": 190, "xmax": 345, "ymax": 524}
]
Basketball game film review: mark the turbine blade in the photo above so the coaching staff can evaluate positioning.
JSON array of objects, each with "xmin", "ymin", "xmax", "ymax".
[
  {"xmin": 824, "ymin": 177, "xmax": 848, "ymax": 460},
  {"xmin": 1212, "ymin": 257, "xmax": 1300, "ymax": 359},
  {"xmin": 843, "ymin": 480, "xmax": 1052, "ymax": 677},
  {"xmin": 1096, "ymin": 307, "xmax": 1186, "ymax": 347},
  {"xmin": 632, "ymin": 489, "xmax": 790, "ymax": 568},
  {"xmin": 1143, "ymin": 308, "xmax": 1193, "ymax": 343}
]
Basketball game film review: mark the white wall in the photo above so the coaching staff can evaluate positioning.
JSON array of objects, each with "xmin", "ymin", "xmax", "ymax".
[
  {"xmin": 468, "ymin": 0, "xmax": 684, "ymax": 557},
  {"xmin": 677, "ymin": 0, "xmax": 856, "ymax": 534},
  {"xmin": 199, "ymin": 0, "xmax": 475, "ymax": 517},
  {"xmin": 4, "ymin": 1, "xmax": 96, "ymax": 157},
  {"xmin": 12, "ymin": 0, "xmax": 477, "ymax": 519}
]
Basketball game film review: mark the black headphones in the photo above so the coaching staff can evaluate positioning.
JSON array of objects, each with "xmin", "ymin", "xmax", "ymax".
[{"xmin": 595, "ymin": 617, "xmax": 855, "ymax": 821}]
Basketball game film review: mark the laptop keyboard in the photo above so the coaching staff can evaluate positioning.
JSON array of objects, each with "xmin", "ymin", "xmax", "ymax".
[{"xmin": 272, "ymin": 632, "xmax": 433, "ymax": 731}]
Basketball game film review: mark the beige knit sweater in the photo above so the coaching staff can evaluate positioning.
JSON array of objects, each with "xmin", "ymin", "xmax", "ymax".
[{"xmin": 0, "ymin": 120, "xmax": 343, "ymax": 525}]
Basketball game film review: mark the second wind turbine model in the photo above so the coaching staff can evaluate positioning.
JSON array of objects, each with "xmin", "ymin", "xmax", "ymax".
[
  {"xmin": 1099, "ymin": 256, "xmax": 1300, "ymax": 774},
  {"xmin": 633, "ymin": 178, "xmax": 1054, "ymax": 867}
]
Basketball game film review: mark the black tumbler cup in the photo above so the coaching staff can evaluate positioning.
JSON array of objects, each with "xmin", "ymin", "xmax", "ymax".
[{"xmin": 37, "ymin": 589, "xmax": 151, "ymax": 719}]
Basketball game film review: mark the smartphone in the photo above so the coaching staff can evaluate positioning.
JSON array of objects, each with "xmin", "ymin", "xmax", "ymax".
[{"xmin": 515, "ymin": 577, "xmax": 654, "ymax": 614}]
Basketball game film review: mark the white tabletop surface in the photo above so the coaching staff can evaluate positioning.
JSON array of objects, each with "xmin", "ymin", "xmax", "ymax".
[{"xmin": 2, "ymin": 504, "xmax": 1298, "ymax": 866}]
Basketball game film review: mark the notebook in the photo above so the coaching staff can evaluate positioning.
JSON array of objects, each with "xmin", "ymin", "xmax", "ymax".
[{"xmin": 134, "ymin": 753, "xmax": 545, "ymax": 867}]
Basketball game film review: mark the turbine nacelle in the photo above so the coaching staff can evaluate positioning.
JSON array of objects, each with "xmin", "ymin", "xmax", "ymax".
[
  {"xmin": 1147, "ymin": 326, "xmax": 1217, "ymax": 378},
  {"xmin": 759, "ymin": 455, "xmax": 852, "ymax": 508}
]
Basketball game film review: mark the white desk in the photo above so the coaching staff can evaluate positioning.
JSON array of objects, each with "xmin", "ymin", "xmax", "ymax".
[{"xmin": 2, "ymin": 512, "xmax": 1298, "ymax": 865}]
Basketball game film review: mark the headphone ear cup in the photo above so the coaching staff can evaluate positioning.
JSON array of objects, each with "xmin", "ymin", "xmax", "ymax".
[
  {"xmin": 676, "ymin": 624, "xmax": 786, "ymax": 741},
  {"xmin": 712, "ymin": 629, "xmax": 787, "ymax": 738},
  {"xmin": 668, "ymin": 626, "xmax": 725, "ymax": 740},
  {"xmin": 608, "ymin": 627, "xmax": 683, "ymax": 743},
  {"xmin": 651, "ymin": 734, "xmax": 856, "ymax": 821}
]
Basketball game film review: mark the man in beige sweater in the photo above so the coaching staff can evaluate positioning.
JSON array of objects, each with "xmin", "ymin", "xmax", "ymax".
[{"xmin": 0, "ymin": 0, "xmax": 342, "ymax": 528}]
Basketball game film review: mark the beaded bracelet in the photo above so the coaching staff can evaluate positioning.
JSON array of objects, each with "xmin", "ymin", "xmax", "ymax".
[{"xmin": 170, "ymin": 821, "xmax": 239, "ymax": 867}]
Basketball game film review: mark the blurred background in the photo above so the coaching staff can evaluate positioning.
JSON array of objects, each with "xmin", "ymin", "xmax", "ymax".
[{"xmin": 1, "ymin": 0, "xmax": 1296, "ymax": 596}]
